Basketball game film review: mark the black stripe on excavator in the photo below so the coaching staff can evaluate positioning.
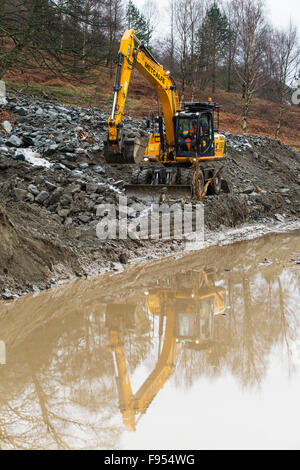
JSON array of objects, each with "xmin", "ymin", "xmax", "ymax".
[
  {"xmin": 114, "ymin": 53, "xmax": 123, "ymax": 92},
  {"xmin": 138, "ymin": 43, "xmax": 160, "ymax": 67},
  {"xmin": 158, "ymin": 116, "xmax": 165, "ymax": 153}
]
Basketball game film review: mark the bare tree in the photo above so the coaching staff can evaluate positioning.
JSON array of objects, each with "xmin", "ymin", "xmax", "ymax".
[
  {"xmin": 187, "ymin": 0, "xmax": 203, "ymax": 98},
  {"xmin": 233, "ymin": 0, "xmax": 267, "ymax": 133},
  {"xmin": 142, "ymin": 0, "xmax": 159, "ymax": 48},
  {"xmin": 273, "ymin": 23, "xmax": 299, "ymax": 140},
  {"xmin": 174, "ymin": 0, "xmax": 190, "ymax": 93},
  {"xmin": 169, "ymin": 0, "xmax": 175, "ymax": 70},
  {"xmin": 223, "ymin": 0, "xmax": 239, "ymax": 92}
]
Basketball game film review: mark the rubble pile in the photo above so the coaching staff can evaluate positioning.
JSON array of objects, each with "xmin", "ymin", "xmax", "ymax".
[{"xmin": 0, "ymin": 92, "xmax": 299, "ymax": 298}]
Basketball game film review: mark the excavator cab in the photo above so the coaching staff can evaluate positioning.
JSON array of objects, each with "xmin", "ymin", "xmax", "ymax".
[
  {"xmin": 174, "ymin": 109, "xmax": 215, "ymax": 158},
  {"xmin": 175, "ymin": 298, "xmax": 214, "ymax": 345}
]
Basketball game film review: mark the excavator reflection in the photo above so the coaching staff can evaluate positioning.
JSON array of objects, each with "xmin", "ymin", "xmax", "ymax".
[{"xmin": 105, "ymin": 269, "xmax": 225, "ymax": 431}]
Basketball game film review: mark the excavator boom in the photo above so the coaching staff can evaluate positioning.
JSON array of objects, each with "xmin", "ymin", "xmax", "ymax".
[{"xmin": 104, "ymin": 29, "xmax": 179, "ymax": 165}]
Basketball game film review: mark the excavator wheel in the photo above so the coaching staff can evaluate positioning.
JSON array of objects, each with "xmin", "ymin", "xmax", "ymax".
[
  {"xmin": 131, "ymin": 169, "xmax": 140, "ymax": 184},
  {"xmin": 138, "ymin": 168, "xmax": 153, "ymax": 184}
]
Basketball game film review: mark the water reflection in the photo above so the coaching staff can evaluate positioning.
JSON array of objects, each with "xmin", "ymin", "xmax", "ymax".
[
  {"xmin": 0, "ymin": 232, "xmax": 299, "ymax": 449},
  {"xmin": 107, "ymin": 269, "xmax": 226, "ymax": 432}
]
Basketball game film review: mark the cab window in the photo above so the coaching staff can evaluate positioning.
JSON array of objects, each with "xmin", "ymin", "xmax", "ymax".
[
  {"xmin": 199, "ymin": 112, "xmax": 213, "ymax": 153},
  {"xmin": 177, "ymin": 117, "xmax": 198, "ymax": 154}
]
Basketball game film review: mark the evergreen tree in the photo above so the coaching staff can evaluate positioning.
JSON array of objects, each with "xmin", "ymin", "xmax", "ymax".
[
  {"xmin": 199, "ymin": 2, "xmax": 231, "ymax": 93},
  {"xmin": 126, "ymin": 0, "xmax": 150, "ymax": 45}
]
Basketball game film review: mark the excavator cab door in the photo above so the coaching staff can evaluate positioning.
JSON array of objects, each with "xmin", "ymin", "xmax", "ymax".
[
  {"xmin": 175, "ymin": 115, "xmax": 198, "ymax": 156},
  {"xmin": 174, "ymin": 111, "xmax": 214, "ymax": 158},
  {"xmin": 198, "ymin": 112, "xmax": 214, "ymax": 155}
]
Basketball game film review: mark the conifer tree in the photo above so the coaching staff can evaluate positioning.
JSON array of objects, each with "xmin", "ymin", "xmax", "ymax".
[{"xmin": 126, "ymin": 0, "xmax": 151, "ymax": 45}]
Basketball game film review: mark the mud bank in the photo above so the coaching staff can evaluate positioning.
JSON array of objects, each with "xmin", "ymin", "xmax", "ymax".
[{"xmin": 0, "ymin": 93, "xmax": 300, "ymax": 298}]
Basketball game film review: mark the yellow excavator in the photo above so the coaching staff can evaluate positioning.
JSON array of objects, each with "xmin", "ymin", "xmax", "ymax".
[
  {"xmin": 104, "ymin": 29, "xmax": 227, "ymax": 200},
  {"xmin": 106, "ymin": 270, "xmax": 225, "ymax": 431}
]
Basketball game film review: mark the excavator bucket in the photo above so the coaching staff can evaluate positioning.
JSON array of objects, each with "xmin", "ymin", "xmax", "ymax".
[
  {"xmin": 104, "ymin": 133, "xmax": 148, "ymax": 164},
  {"xmin": 124, "ymin": 184, "xmax": 193, "ymax": 203}
]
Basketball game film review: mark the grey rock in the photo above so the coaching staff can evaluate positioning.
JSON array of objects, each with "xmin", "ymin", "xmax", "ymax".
[
  {"xmin": 1, "ymin": 121, "xmax": 12, "ymax": 133},
  {"xmin": 93, "ymin": 166, "xmax": 106, "ymax": 175},
  {"xmin": 78, "ymin": 214, "xmax": 91, "ymax": 223},
  {"xmin": 274, "ymin": 213, "xmax": 285, "ymax": 223},
  {"xmin": 13, "ymin": 153, "xmax": 25, "ymax": 161},
  {"xmin": 62, "ymin": 161, "xmax": 77, "ymax": 170},
  {"xmin": 0, "ymin": 146, "xmax": 9, "ymax": 154},
  {"xmin": 243, "ymin": 186, "xmax": 255, "ymax": 195},
  {"xmin": 60, "ymin": 145, "xmax": 75, "ymax": 153},
  {"xmin": 57, "ymin": 208, "xmax": 70, "ymax": 218},
  {"xmin": 16, "ymin": 107, "xmax": 27, "ymax": 116},
  {"xmin": 2, "ymin": 289, "xmax": 17, "ymax": 300},
  {"xmin": 96, "ymin": 184, "xmax": 107, "ymax": 194},
  {"xmin": 44, "ymin": 144, "xmax": 59, "ymax": 154},
  {"xmin": 113, "ymin": 180, "xmax": 124, "ymax": 188},
  {"xmin": 119, "ymin": 253, "xmax": 128, "ymax": 264},
  {"xmin": 47, "ymin": 111, "xmax": 57, "ymax": 119},
  {"xmin": 71, "ymin": 185, "xmax": 81, "ymax": 194},
  {"xmin": 44, "ymin": 181, "xmax": 57, "ymax": 191},
  {"xmin": 14, "ymin": 188, "xmax": 27, "ymax": 202},
  {"xmin": 7, "ymin": 135, "xmax": 23, "ymax": 147},
  {"xmin": 65, "ymin": 217, "xmax": 73, "ymax": 226},
  {"xmin": 25, "ymin": 192, "xmax": 35, "ymax": 203},
  {"xmin": 53, "ymin": 163, "xmax": 65, "ymax": 170},
  {"xmin": 35, "ymin": 191, "xmax": 49, "ymax": 204},
  {"xmin": 60, "ymin": 193, "xmax": 73, "ymax": 207},
  {"xmin": 86, "ymin": 200, "xmax": 95, "ymax": 211},
  {"xmin": 28, "ymin": 184, "xmax": 39, "ymax": 196},
  {"xmin": 86, "ymin": 183, "xmax": 99, "ymax": 194}
]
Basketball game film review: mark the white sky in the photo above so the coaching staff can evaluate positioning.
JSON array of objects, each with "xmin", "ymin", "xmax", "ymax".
[{"xmin": 132, "ymin": 0, "xmax": 300, "ymax": 38}]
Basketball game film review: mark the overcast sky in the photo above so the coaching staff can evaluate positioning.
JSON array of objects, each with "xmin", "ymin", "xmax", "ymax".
[{"xmin": 132, "ymin": 0, "xmax": 300, "ymax": 38}]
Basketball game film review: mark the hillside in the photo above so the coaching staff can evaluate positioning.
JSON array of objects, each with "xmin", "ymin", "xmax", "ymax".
[{"xmin": 4, "ymin": 66, "xmax": 300, "ymax": 148}]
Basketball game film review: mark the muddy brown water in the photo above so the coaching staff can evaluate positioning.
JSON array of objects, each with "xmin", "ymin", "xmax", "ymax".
[{"xmin": 0, "ymin": 230, "xmax": 299, "ymax": 450}]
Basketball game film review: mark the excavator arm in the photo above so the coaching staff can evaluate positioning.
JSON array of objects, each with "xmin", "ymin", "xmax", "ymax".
[{"xmin": 104, "ymin": 29, "xmax": 179, "ymax": 164}]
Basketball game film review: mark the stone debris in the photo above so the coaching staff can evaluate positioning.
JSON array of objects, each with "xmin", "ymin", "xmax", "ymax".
[{"xmin": 0, "ymin": 91, "xmax": 299, "ymax": 298}]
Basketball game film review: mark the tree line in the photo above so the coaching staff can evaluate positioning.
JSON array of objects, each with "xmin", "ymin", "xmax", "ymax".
[
  {"xmin": 162, "ymin": 0, "xmax": 299, "ymax": 135},
  {"xmin": 0, "ymin": 0, "xmax": 299, "ymax": 136}
]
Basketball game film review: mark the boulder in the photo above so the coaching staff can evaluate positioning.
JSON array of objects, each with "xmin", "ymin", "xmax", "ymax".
[
  {"xmin": 35, "ymin": 191, "xmax": 49, "ymax": 204},
  {"xmin": 1, "ymin": 121, "xmax": 12, "ymax": 134},
  {"xmin": 14, "ymin": 188, "xmax": 27, "ymax": 202},
  {"xmin": 7, "ymin": 135, "xmax": 23, "ymax": 148}
]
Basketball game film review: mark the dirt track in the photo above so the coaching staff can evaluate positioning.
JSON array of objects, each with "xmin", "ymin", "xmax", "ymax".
[{"xmin": 0, "ymin": 93, "xmax": 300, "ymax": 298}]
